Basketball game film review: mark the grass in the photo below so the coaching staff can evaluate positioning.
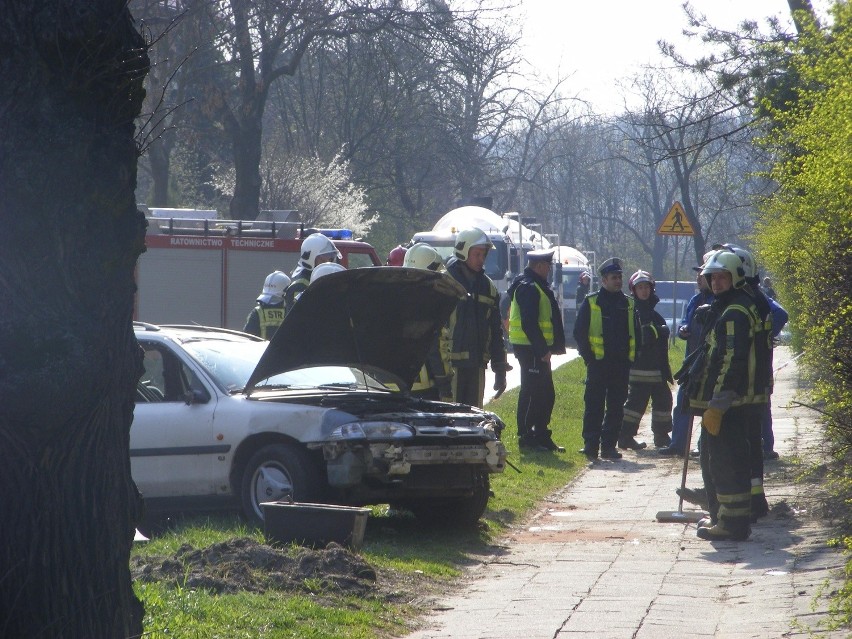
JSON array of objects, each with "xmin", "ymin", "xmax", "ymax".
[{"xmin": 133, "ymin": 341, "xmax": 690, "ymax": 637}]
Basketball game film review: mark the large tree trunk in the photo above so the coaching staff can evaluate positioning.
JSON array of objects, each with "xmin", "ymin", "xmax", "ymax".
[
  {"xmin": 0, "ymin": 2, "xmax": 148, "ymax": 637},
  {"xmin": 148, "ymin": 140, "xmax": 172, "ymax": 208},
  {"xmin": 228, "ymin": 110, "xmax": 264, "ymax": 221}
]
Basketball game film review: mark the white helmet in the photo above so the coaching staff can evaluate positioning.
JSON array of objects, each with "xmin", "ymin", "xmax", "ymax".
[
  {"xmin": 700, "ymin": 249, "xmax": 746, "ymax": 288},
  {"xmin": 719, "ymin": 243, "xmax": 758, "ymax": 279},
  {"xmin": 299, "ymin": 233, "xmax": 342, "ymax": 268},
  {"xmin": 310, "ymin": 262, "xmax": 346, "ymax": 284},
  {"xmin": 403, "ymin": 243, "xmax": 445, "ymax": 271},
  {"xmin": 453, "ymin": 227, "xmax": 493, "ymax": 261},
  {"xmin": 258, "ymin": 271, "xmax": 290, "ymax": 303},
  {"xmin": 628, "ymin": 270, "xmax": 654, "ymax": 294}
]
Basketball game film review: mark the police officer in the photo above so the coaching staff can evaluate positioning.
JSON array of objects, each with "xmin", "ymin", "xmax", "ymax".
[
  {"xmin": 573, "ymin": 257, "xmax": 640, "ymax": 460},
  {"xmin": 243, "ymin": 271, "xmax": 289, "ymax": 339},
  {"xmin": 507, "ymin": 249, "xmax": 567, "ymax": 452},
  {"xmin": 403, "ymin": 243, "xmax": 454, "ymax": 401},
  {"xmin": 284, "ymin": 233, "xmax": 341, "ymax": 309},
  {"xmin": 688, "ymin": 249, "xmax": 772, "ymax": 541},
  {"xmin": 444, "ymin": 228, "xmax": 510, "ymax": 408}
]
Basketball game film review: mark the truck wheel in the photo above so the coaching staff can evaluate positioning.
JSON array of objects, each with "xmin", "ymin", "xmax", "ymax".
[
  {"xmin": 240, "ymin": 444, "xmax": 325, "ymax": 526},
  {"xmin": 406, "ymin": 471, "xmax": 490, "ymax": 529}
]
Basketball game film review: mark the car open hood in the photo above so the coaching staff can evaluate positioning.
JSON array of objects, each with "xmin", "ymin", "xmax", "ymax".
[{"xmin": 245, "ymin": 268, "xmax": 467, "ymax": 391}]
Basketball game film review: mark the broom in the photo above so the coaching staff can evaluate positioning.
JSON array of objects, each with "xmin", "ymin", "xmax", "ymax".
[{"xmin": 656, "ymin": 415, "xmax": 707, "ymax": 523}]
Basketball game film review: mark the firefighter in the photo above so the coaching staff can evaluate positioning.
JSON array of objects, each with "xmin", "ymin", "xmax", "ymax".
[
  {"xmin": 386, "ymin": 244, "xmax": 408, "ymax": 266},
  {"xmin": 573, "ymin": 257, "xmax": 640, "ymax": 460},
  {"xmin": 618, "ymin": 270, "xmax": 673, "ymax": 451},
  {"xmin": 660, "ymin": 259, "xmax": 715, "ymax": 457},
  {"xmin": 243, "ymin": 271, "xmax": 289, "ymax": 340},
  {"xmin": 309, "ymin": 262, "xmax": 346, "ymax": 283},
  {"xmin": 444, "ymin": 227, "xmax": 510, "ymax": 408},
  {"xmin": 687, "ymin": 249, "xmax": 772, "ymax": 541},
  {"xmin": 507, "ymin": 249, "xmax": 566, "ymax": 451},
  {"xmin": 403, "ymin": 243, "xmax": 453, "ymax": 400},
  {"xmin": 284, "ymin": 233, "xmax": 341, "ymax": 309}
]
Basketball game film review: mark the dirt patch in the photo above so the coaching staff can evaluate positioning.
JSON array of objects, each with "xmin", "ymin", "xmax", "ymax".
[{"xmin": 132, "ymin": 537, "xmax": 394, "ymax": 601}]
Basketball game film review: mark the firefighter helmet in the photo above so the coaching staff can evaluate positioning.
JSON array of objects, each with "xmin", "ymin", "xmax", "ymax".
[
  {"xmin": 299, "ymin": 233, "xmax": 341, "ymax": 268},
  {"xmin": 628, "ymin": 270, "xmax": 655, "ymax": 294},
  {"xmin": 453, "ymin": 228, "xmax": 493, "ymax": 261},
  {"xmin": 700, "ymin": 249, "xmax": 746, "ymax": 288},
  {"xmin": 719, "ymin": 244, "xmax": 758, "ymax": 280},
  {"xmin": 403, "ymin": 243, "xmax": 445, "ymax": 271},
  {"xmin": 310, "ymin": 262, "xmax": 346, "ymax": 284},
  {"xmin": 258, "ymin": 271, "xmax": 290, "ymax": 303},
  {"xmin": 386, "ymin": 245, "xmax": 407, "ymax": 266}
]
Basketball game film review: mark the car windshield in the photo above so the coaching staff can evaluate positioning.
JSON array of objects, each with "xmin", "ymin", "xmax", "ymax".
[
  {"xmin": 182, "ymin": 338, "xmax": 268, "ymax": 392},
  {"xmin": 180, "ymin": 337, "xmax": 393, "ymax": 393}
]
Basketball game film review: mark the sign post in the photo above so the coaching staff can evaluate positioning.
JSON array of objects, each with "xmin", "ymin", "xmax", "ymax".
[{"xmin": 657, "ymin": 202, "xmax": 695, "ymax": 341}]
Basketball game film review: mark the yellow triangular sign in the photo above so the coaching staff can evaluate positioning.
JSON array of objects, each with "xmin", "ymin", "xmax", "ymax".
[{"xmin": 657, "ymin": 201, "xmax": 694, "ymax": 236}]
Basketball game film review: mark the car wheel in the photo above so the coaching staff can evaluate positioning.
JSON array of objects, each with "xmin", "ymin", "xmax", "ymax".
[
  {"xmin": 240, "ymin": 444, "xmax": 325, "ymax": 526},
  {"xmin": 405, "ymin": 470, "xmax": 490, "ymax": 529}
]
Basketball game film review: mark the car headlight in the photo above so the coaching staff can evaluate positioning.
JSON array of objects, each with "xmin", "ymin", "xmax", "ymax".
[{"xmin": 329, "ymin": 421, "xmax": 414, "ymax": 441}]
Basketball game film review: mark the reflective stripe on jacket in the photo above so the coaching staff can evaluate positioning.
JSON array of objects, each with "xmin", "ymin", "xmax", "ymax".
[
  {"xmin": 508, "ymin": 282, "xmax": 553, "ymax": 346},
  {"xmin": 688, "ymin": 290, "xmax": 772, "ymax": 411},
  {"xmin": 587, "ymin": 293, "xmax": 636, "ymax": 361}
]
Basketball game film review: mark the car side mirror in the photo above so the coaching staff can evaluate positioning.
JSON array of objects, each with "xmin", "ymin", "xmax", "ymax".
[{"xmin": 184, "ymin": 389, "xmax": 209, "ymax": 405}]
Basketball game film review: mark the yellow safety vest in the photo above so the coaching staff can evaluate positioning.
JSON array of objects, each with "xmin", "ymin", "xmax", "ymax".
[
  {"xmin": 508, "ymin": 282, "xmax": 554, "ymax": 346},
  {"xmin": 410, "ymin": 365, "xmax": 434, "ymax": 392},
  {"xmin": 587, "ymin": 293, "xmax": 636, "ymax": 361},
  {"xmin": 257, "ymin": 306, "xmax": 285, "ymax": 340}
]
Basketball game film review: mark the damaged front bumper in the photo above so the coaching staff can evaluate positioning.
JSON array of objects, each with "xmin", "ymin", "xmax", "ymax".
[{"xmin": 322, "ymin": 439, "xmax": 508, "ymax": 489}]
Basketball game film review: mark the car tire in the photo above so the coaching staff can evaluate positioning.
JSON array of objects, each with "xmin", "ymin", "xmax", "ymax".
[
  {"xmin": 405, "ymin": 470, "xmax": 490, "ymax": 529},
  {"xmin": 240, "ymin": 444, "xmax": 325, "ymax": 526}
]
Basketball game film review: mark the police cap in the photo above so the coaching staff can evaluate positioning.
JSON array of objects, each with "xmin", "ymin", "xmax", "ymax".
[
  {"xmin": 527, "ymin": 248, "xmax": 555, "ymax": 263},
  {"xmin": 598, "ymin": 257, "xmax": 623, "ymax": 276}
]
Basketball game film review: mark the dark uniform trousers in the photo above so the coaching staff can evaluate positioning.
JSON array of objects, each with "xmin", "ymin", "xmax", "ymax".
[
  {"xmin": 582, "ymin": 360, "xmax": 630, "ymax": 452},
  {"xmin": 452, "ymin": 367, "xmax": 487, "ymax": 408},
  {"xmin": 514, "ymin": 345, "xmax": 555, "ymax": 440},
  {"xmin": 699, "ymin": 404, "xmax": 756, "ymax": 536},
  {"xmin": 621, "ymin": 381, "xmax": 673, "ymax": 440}
]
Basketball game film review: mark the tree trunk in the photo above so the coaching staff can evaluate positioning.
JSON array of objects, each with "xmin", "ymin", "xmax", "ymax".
[
  {"xmin": 148, "ymin": 140, "xmax": 172, "ymax": 208},
  {"xmin": 0, "ymin": 2, "xmax": 148, "ymax": 637},
  {"xmin": 229, "ymin": 119, "xmax": 263, "ymax": 220}
]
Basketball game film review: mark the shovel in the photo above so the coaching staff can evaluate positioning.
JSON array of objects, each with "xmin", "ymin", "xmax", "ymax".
[{"xmin": 656, "ymin": 415, "xmax": 707, "ymax": 523}]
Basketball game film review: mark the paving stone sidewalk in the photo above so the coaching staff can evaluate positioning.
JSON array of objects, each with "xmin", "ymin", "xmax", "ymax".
[{"xmin": 407, "ymin": 347, "xmax": 848, "ymax": 638}]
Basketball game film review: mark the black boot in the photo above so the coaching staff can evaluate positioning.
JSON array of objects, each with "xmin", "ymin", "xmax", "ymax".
[
  {"xmin": 538, "ymin": 429, "xmax": 565, "ymax": 452},
  {"xmin": 617, "ymin": 437, "xmax": 647, "ymax": 450}
]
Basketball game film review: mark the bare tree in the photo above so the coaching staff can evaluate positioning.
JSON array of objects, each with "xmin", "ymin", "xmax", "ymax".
[{"xmin": 0, "ymin": 1, "xmax": 148, "ymax": 636}]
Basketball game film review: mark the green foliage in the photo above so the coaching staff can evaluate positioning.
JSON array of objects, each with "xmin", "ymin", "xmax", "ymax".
[{"xmin": 754, "ymin": 1, "xmax": 852, "ymax": 626}]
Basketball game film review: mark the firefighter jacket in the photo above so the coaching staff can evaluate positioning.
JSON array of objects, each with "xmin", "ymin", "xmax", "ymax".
[
  {"xmin": 507, "ymin": 267, "xmax": 566, "ymax": 359},
  {"xmin": 410, "ymin": 337, "xmax": 452, "ymax": 396},
  {"xmin": 573, "ymin": 287, "xmax": 639, "ymax": 365},
  {"xmin": 284, "ymin": 265, "xmax": 311, "ymax": 310},
  {"xmin": 444, "ymin": 259, "xmax": 509, "ymax": 372},
  {"xmin": 243, "ymin": 301, "xmax": 286, "ymax": 340},
  {"xmin": 630, "ymin": 294, "xmax": 673, "ymax": 384},
  {"xmin": 687, "ymin": 287, "xmax": 773, "ymax": 414}
]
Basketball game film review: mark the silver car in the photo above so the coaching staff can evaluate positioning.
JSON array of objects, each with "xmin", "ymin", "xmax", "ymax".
[{"xmin": 132, "ymin": 268, "xmax": 508, "ymax": 528}]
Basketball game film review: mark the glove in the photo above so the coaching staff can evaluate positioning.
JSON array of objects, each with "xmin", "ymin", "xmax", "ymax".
[
  {"xmin": 701, "ymin": 408, "xmax": 723, "ymax": 436},
  {"xmin": 493, "ymin": 370, "xmax": 507, "ymax": 397}
]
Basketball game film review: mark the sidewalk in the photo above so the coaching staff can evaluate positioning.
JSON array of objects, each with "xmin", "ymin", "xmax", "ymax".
[{"xmin": 407, "ymin": 347, "xmax": 847, "ymax": 638}]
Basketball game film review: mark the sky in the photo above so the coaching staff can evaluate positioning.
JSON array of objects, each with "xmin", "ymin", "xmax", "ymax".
[{"xmin": 514, "ymin": 0, "xmax": 832, "ymax": 113}]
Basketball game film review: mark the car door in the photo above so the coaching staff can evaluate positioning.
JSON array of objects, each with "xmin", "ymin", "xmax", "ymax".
[{"xmin": 131, "ymin": 339, "xmax": 221, "ymax": 498}]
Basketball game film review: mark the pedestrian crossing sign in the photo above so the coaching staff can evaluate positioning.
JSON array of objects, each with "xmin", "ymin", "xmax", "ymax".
[{"xmin": 657, "ymin": 201, "xmax": 694, "ymax": 236}]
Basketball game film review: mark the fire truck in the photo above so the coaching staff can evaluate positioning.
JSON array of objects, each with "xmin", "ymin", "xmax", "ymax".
[{"xmin": 135, "ymin": 209, "xmax": 381, "ymax": 330}]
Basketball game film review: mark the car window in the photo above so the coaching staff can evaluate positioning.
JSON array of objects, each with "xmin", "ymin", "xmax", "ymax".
[
  {"xmin": 139, "ymin": 342, "xmax": 207, "ymax": 402},
  {"xmin": 181, "ymin": 339, "xmax": 267, "ymax": 392},
  {"xmin": 346, "ymin": 252, "xmax": 377, "ymax": 269}
]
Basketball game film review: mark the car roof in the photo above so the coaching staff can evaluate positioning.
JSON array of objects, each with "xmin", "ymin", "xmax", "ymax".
[{"xmin": 133, "ymin": 322, "xmax": 264, "ymax": 343}]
